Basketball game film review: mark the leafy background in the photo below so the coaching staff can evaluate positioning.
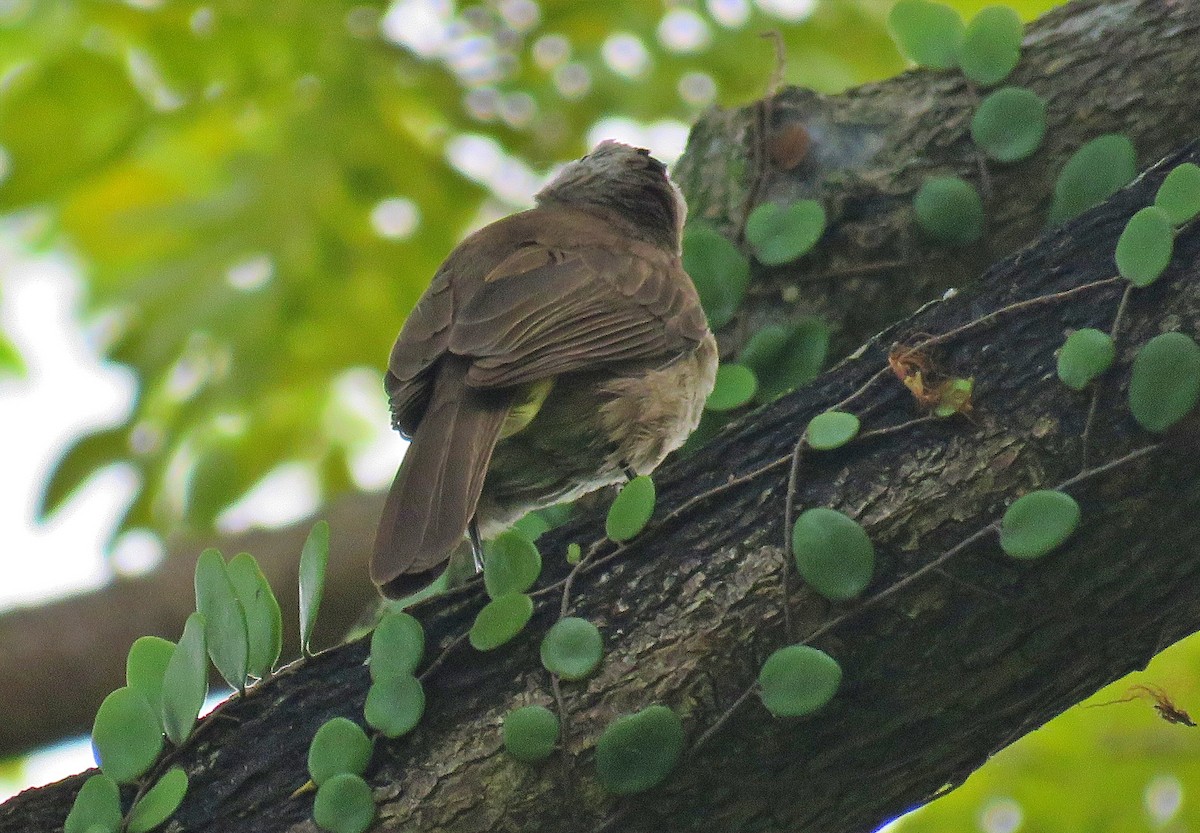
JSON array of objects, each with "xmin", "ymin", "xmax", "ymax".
[{"xmin": 3, "ymin": 0, "xmax": 1199, "ymax": 828}]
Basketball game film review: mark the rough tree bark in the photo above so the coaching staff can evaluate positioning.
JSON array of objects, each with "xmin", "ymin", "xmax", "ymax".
[
  {"xmin": 4, "ymin": 1, "xmax": 1200, "ymax": 830},
  {"xmin": 2, "ymin": 0, "xmax": 1196, "ymax": 761}
]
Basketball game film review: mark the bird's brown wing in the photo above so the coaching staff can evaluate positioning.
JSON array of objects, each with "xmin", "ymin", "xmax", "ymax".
[
  {"xmin": 449, "ymin": 242, "xmax": 709, "ymax": 389},
  {"xmin": 384, "ymin": 268, "xmax": 453, "ymax": 437}
]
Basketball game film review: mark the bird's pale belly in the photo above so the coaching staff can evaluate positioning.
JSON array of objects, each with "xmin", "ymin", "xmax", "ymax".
[{"xmin": 475, "ymin": 332, "xmax": 717, "ymax": 536}]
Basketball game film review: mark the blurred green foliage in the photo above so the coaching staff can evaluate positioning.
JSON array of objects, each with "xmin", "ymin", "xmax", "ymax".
[{"xmin": 1, "ymin": 0, "xmax": 1054, "ymax": 537}]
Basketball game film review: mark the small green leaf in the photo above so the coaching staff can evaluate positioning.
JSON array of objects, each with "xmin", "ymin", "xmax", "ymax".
[
  {"xmin": 745, "ymin": 200, "xmax": 826, "ymax": 265},
  {"xmin": 161, "ymin": 612, "xmax": 208, "ymax": 746},
  {"xmin": 595, "ymin": 706, "xmax": 684, "ymax": 795},
  {"xmin": 1116, "ymin": 206, "xmax": 1175, "ymax": 287},
  {"xmin": 308, "ymin": 717, "xmax": 373, "ymax": 786},
  {"xmin": 126, "ymin": 636, "xmax": 176, "ymax": 717},
  {"xmin": 805, "ymin": 411, "xmax": 861, "ymax": 451},
  {"xmin": 757, "ymin": 645, "xmax": 843, "ymax": 718},
  {"xmin": 706, "ymin": 363, "xmax": 758, "ymax": 412},
  {"xmin": 194, "ymin": 548, "xmax": 249, "ymax": 690},
  {"xmin": 999, "ymin": 490, "xmax": 1080, "ymax": 559},
  {"xmin": 540, "ymin": 617, "xmax": 604, "ymax": 681},
  {"xmin": 370, "ymin": 612, "xmax": 425, "ymax": 678},
  {"xmin": 312, "ymin": 773, "xmax": 376, "ymax": 833},
  {"xmin": 605, "ymin": 475, "xmax": 656, "ymax": 543},
  {"xmin": 1049, "ymin": 134, "xmax": 1137, "ymax": 225},
  {"xmin": 92, "ymin": 687, "xmax": 164, "ymax": 784},
  {"xmin": 364, "ymin": 674, "xmax": 425, "ymax": 738},
  {"xmin": 914, "ymin": 176, "xmax": 984, "ymax": 245},
  {"xmin": 299, "ymin": 520, "xmax": 330, "ymax": 655},
  {"xmin": 887, "ymin": 0, "xmax": 965, "ymax": 69},
  {"xmin": 1154, "ymin": 163, "xmax": 1200, "ymax": 225},
  {"xmin": 227, "ymin": 552, "xmax": 283, "ymax": 680},
  {"xmin": 484, "ymin": 531, "xmax": 543, "ymax": 598},
  {"xmin": 503, "ymin": 705, "xmax": 560, "ymax": 763},
  {"xmin": 127, "ymin": 767, "xmax": 188, "ymax": 833},
  {"xmin": 740, "ymin": 319, "xmax": 830, "ymax": 402},
  {"xmin": 1128, "ymin": 332, "xmax": 1200, "ymax": 433},
  {"xmin": 681, "ymin": 225, "xmax": 751, "ymax": 329},
  {"xmin": 1057, "ymin": 329, "xmax": 1115, "ymax": 391},
  {"xmin": 957, "ymin": 5, "xmax": 1022, "ymax": 86},
  {"xmin": 469, "ymin": 593, "xmax": 534, "ymax": 651},
  {"xmin": 792, "ymin": 508, "xmax": 875, "ymax": 601},
  {"xmin": 64, "ymin": 774, "xmax": 121, "ymax": 833},
  {"xmin": 970, "ymin": 87, "xmax": 1047, "ymax": 163},
  {"xmin": 566, "ymin": 543, "xmax": 582, "ymax": 565}
]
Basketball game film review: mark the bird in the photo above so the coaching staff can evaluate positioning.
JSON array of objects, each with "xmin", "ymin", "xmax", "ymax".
[{"xmin": 371, "ymin": 140, "xmax": 718, "ymax": 599}]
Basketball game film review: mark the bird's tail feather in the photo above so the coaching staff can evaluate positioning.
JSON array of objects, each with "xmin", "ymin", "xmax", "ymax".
[{"xmin": 371, "ymin": 358, "xmax": 511, "ymax": 598}]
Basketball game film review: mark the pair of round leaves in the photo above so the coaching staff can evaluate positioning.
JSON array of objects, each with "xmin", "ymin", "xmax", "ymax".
[
  {"xmin": 541, "ymin": 616, "xmax": 604, "ymax": 681},
  {"xmin": 758, "ymin": 645, "xmax": 843, "ymax": 718},
  {"xmin": 888, "ymin": 0, "xmax": 964, "ymax": 69},
  {"xmin": 999, "ymin": 490, "xmax": 1080, "ymax": 559},
  {"xmin": 595, "ymin": 706, "xmax": 685, "ymax": 795},
  {"xmin": 483, "ymin": 531, "xmax": 543, "ymax": 598},
  {"xmin": 739, "ymin": 319, "xmax": 830, "ymax": 402},
  {"xmin": 806, "ymin": 411, "xmax": 860, "ymax": 451},
  {"xmin": 606, "ymin": 475, "xmax": 657, "ymax": 542},
  {"xmin": 1155, "ymin": 163, "xmax": 1200, "ymax": 225},
  {"xmin": 681, "ymin": 225, "xmax": 750, "ymax": 329},
  {"xmin": 792, "ymin": 508, "xmax": 875, "ymax": 601},
  {"xmin": 503, "ymin": 704, "xmax": 560, "ymax": 763},
  {"xmin": 313, "ymin": 773, "xmax": 375, "ymax": 833},
  {"xmin": 366, "ymin": 613, "xmax": 427, "ymax": 736},
  {"xmin": 1116, "ymin": 207, "xmax": 1175, "ymax": 287},
  {"xmin": 1129, "ymin": 332, "xmax": 1200, "ymax": 433},
  {"xmin": 1057, "ymin": 328, "xmax": 1115, "ymax": 391},
  {"xmin": 745, "ymin": 200, "xmax": 827, "ymax": 265},
  {"xmin": 1049, "ymin": 134, "xmax": 1136, "ymax": 225},
  {"xmin": 66, "ymin": 770, "xmax": 188, "ymax": 833},
  {"xmin": 707, "ymin": 363, "xmax": 758, "ymax": 412},
  {"xmin": 971, "ymin": 87, "xmax": 1047, "ymax": 163},
  {"xmin": 958, "ymin": 6, "xmax": 1023, "ymax": 86},
  {"xmin": 914, "ymin": 177, "xmax": 984, "ymax": 245}
]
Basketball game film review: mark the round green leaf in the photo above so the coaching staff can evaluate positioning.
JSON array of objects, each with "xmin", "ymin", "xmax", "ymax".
[
  {"xmin": 757, "ymin": 645, "xmax": 843, "ymax": 718},
  {"xmin": 512, "ymin": 511, "xmax": 551, "ymax": 542},
  {"xmin": 299, "ymin": 520, "xmax": 330, "ymax": 656},
  {"xmin": 92, "ymin": 686, "xmax": 164, "ymax": 784},
  {"xmin": 312, "ymin": 773, "xmax": 375, "ymax": 833},
  {"xmin": 792, "ymin": 508, "xmax": 876, "ymax": 601},
  {"xmin": 308, "ymin": 717, "xmax": 373, "ymax": 786},
  {"xmin": 1129, "ymin": 332, "xmax": 1200, "ymax": 433},
  {"xmin": 806, "ymin": 411, "xmax": 861, "ymax": 450},
  {"xmin": 706, "ymin": 363, "xmax": 758, "ymax": 412},
  {"xmin": 370, "ymin": 611, "xmax": 425, "ymax": 678},
  {"xmin": 740, "ymin": 319, "xmax": 830, "ymax": 402},
  {"xmin": 999, "ymin": 490, "xmax": 1080, "ymax": 559},
  {"xmin": 503, "ymin": 705, "xmax": 560, "ymax": 763},
  {"xmin": 127, "ymin": 767, "xmax": 188, "ymax": 833},
  {"xmin": 1154, "ymin": 163, "xmax": 1200, "ymax": 225},
  {"xmin": 126, "ymin": 636, "xmax": 175, "ymax": 716},
  {"xmin": 540, "ymin": 617, "xmax": 604, "ymax": 681},
  {"xmin": 64, "ymin": 774, "xmax": 121, "ymax": 833},
  {"xmin": 566, "ymin": 542, "xmax": 582, "ymax": 565},
  {"xmin": 161, "ymin": 613, "xmax": 209, "ymax": 747},
  {"xmin": 957, "ymin": 6, "xmax": 1022, "ymax": 85},
  {"xmin": 914, "ymin": 176, "xmax": 984, "ymax": 245},
  {"xmin": 484, "ymin": 530, "xmax": 543, "ymax": 598},
  {"xmin": 364, "ymin": 674, "xmax": 425, "ymax": 738},
  {"xmin": 227, "ymin": 552, "xmax": 283, "ymax": 680},
  {"xmin": 970, "ymin": 87, "xmax": 1047, "ymax": 163},
  {"xmin": 1116, "ymin": 206, "xmax": 1175, "ymax": 287},
  {"xmin": 745, "ymin": 200, "xmax": 826, "ymax": 265},
  {"xmin": 1057, "ymin": 328, "xmax": 1115, "ymax": 391},
  {"xmin": 681, "ymin": 225, "xmax": 751, "ymax": 329},
  {"xmin": 194, "ymin": 548, "xmax": 249, "ymax": 690},
  {"xmin": 595, "ymin": 706, "xmax": 685, "ymax": 795},
  {"xmin": 469, "ymin": 593, "xmax": 534, "ymax": 651},
  {"xmin": 887, "ymin": 0, "xmax": 965, "ymax": 69},
  {"xmin": 605, "ymin": 475, "xmax": 656, "ymax": 542},
  {"xmin": 1049, "ymin": 134, "xmax": 1137, "ymax": 225}
]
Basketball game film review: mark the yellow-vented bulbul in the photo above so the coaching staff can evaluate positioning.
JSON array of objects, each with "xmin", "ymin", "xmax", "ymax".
[{"xmin": 371, "ymin": 141, "xmax": 718, "ymax": 598}]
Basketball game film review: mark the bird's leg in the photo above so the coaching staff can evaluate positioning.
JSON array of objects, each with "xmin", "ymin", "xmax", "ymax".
[
  {"xmin": 468, "ymin": 517, "xmax": 486, "ymax": 574},
  {"xmin": 621, "ymin": 461, "xmax": 638, "ymax": 481}
]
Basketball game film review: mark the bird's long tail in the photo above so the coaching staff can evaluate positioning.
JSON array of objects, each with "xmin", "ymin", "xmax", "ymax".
[{"xmin": 371, "ymin": 357, "xmax": 512, "ymax": 598}]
